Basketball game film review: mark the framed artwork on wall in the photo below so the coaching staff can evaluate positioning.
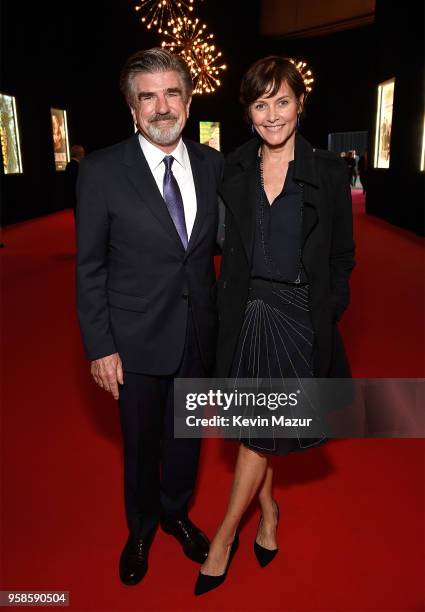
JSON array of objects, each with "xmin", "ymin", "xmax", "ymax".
[
  {"xmin": 0, "ymin": 93, "xmax": 23, "ymax": 174},
  {"xmin": 50, "ymin": 108, "xmax": 70, "ymax": 171},
  {"xmin": 199, "ymin": 121, "xmax": 221, "ymax": 152},
  {"xmin": 373, "ymin": 78, "xmax": 395, "ymax": 169}
]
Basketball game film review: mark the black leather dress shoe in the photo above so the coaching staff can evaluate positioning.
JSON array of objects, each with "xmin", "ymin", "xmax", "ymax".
[
  {"xmin": 119, "ymin": 531, "xmax": 155, "ymax": 586},
  {"xmin": 160, "ymin": 515, "xmax": 209, "ymax": 563}
]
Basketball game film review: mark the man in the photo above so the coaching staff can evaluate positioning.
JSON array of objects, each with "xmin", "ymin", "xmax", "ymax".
[
  {"xmin": 76, "ymin": 48, "xmax": 223, "ymax": 585},
  {"xmin": 344, "ymin": 150, "xmax": 356, "ymax": 187},
  {"xmin": 358, "ymin": 149, "xmax": 368, "ymax": 194},
  {"xmin": 64, "ymin": 144, "xmax": 85, "ymax": 213}
]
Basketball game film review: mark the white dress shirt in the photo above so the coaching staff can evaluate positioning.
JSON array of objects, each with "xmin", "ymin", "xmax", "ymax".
[{"xmin": 138, "ymin": 133, "xmax": 197, "ymax": 239}]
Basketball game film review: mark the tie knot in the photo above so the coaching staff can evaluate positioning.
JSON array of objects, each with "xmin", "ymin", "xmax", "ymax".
[{"xmin": 163, "ymin": 155, "xmax": 174, "ymax": 171}]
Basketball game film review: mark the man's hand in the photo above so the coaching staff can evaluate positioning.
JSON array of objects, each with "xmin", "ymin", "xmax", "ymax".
[{"xmin": 90, "ymin": 353, "xmax": 124, "ymax": 400}]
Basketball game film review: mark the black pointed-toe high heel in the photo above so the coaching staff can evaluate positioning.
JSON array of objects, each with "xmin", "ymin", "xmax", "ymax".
[
  {"xmin": 194, "ymin": 533, "xmax": 239, "ymax": 596},
  {"xmin": 254, "ymin": 501, "xmax": 279, "ymax": 568}
]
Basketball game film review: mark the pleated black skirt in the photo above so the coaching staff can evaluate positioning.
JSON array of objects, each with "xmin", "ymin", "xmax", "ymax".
[{"xmin": 230, "ymin": 278, "xmax": 327, "ymax": 455}]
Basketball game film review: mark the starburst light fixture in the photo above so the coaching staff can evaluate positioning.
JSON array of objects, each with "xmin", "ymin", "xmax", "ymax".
[
  {"xmin": 134, "ymin": 0, "xmax": 194, "ymax": 34},
  {"xmin": 160, "ymin": 15, "xmax": 226, "ymax": 94},
  {"xmin": 289, "ymin": 59, "xmax": 314, "ymax": 93},
  {"xmin": 161, "ymin": 16, "xmax": 213, "ymax": 53},
  {"xmin": 189, "ymin": 43, "xmax": 227, "ymax": 94}
]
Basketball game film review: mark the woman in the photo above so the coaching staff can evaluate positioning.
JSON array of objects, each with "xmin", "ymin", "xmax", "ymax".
[{"xmin": 195, "ymin": 56, "xmax": 355, "ymax": 595}]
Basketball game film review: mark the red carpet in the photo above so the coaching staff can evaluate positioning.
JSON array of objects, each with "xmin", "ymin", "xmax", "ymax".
[{"xmin": 2, "ymin": 192, "xmax": 424, "ymax": 611}]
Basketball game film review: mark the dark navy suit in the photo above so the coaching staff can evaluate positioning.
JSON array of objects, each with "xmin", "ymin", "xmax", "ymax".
[{"xmin": 76, "ymin": 133, "xmax": 223, "ymax": 536}]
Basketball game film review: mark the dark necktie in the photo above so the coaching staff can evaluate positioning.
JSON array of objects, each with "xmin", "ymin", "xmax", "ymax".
[{"xmin": 162, "ymin": 155, "xmax": 188, "ymax": 249}]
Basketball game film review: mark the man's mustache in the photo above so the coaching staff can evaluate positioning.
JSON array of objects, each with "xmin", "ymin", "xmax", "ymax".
[{"xmin": 149, "ymin": 113, "xmax": 178, "ymax": 123}]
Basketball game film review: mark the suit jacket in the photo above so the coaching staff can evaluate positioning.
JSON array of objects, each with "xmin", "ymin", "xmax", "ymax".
[
  {"xmin": 76, "ymin": 133, "xmax": 224, "ymax": 375},
  {"xmin": 215, "ymin": 133, "xmax": 355, "ymax": 378}
]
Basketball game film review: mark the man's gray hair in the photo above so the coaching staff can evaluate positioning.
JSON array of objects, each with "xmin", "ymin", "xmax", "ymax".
[{"xmin": 120, "ymin": 47, "xmax": 193, "ymax": 106}]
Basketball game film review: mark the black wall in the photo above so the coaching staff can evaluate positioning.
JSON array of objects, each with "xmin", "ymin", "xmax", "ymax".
[
  {"xmin": 365, "ymin": 0, "xmax": 424, "ymax": 235},
  {"xmin": 1, "ymin": 0, "xmax": 423, "ymax": 234},
  {"xmin": 0, "ymin": 0, "xmax": 263, "ymax": 225}
]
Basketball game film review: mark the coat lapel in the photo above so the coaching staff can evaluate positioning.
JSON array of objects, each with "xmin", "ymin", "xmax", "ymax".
[
  {"xmin": 293, "ymin": 133, "xmax": 320, "ymax": 253},
  {"xmin": 218, "ymin": 138, "xmax": 259, "ymax": 263},
  {"xmin": 123, "ymin": 134, "xmax": 185, "ymax": 252}
]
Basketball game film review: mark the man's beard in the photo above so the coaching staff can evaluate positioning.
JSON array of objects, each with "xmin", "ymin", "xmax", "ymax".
[{"xmin": 146, "ymin": 113, "xmax": 184, "ymax": 145}]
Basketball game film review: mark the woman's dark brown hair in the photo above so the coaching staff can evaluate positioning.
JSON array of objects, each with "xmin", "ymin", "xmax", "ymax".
[{"xmin": 240, "ymin": 56, "xmax": 307, "ymax": 120}]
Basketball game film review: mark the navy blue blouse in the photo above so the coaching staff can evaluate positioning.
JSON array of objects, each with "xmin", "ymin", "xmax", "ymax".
[{"xmin": 250, "ymin": 160, "xmax": 307, "ymax": 283}]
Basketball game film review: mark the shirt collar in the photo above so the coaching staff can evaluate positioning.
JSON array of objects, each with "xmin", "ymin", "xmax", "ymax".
[{"xmin": 138, "ymin": 133, "xmax": 186, "ymax": 172}]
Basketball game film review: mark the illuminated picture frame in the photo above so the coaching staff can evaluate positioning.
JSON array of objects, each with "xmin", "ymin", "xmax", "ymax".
[
  {"xmin": 0, "ymin": 93, "xmax": 23, "ymax": 174},
  {"xmin": 373, "ymin": 78, "xmax": 395, "ymax": 169},
  {"xmin": 50, "ymin": 108, "xmax": 70, "ymax": 171},
  {"xmin": 199, "ymin": 121, "xmax": 221, "ymax": 152}
]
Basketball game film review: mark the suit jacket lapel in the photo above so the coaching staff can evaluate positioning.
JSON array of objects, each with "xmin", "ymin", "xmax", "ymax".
[
  {"xmin": 123, "ymin": 134, "xmax": 185, "ymax": 252},
  {"xmin": 184, "ymin": 139, "xmax": 209, "ymax": 257}
]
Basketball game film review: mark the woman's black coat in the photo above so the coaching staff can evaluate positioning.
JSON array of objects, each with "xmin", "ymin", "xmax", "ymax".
[{"xmin": 215, "ymin": 133, "xmax": 355, "ymax": 378}]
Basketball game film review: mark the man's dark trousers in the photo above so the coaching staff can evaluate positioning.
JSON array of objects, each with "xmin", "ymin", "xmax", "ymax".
[{"xmin": 118, "ymin": 308, "xmax": 204, "ymax": 538}]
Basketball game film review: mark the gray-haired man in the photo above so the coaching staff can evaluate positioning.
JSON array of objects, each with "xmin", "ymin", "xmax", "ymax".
[{"xmin": 76, "ymin": 48, "xmax": 223, "ymax": 584}]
